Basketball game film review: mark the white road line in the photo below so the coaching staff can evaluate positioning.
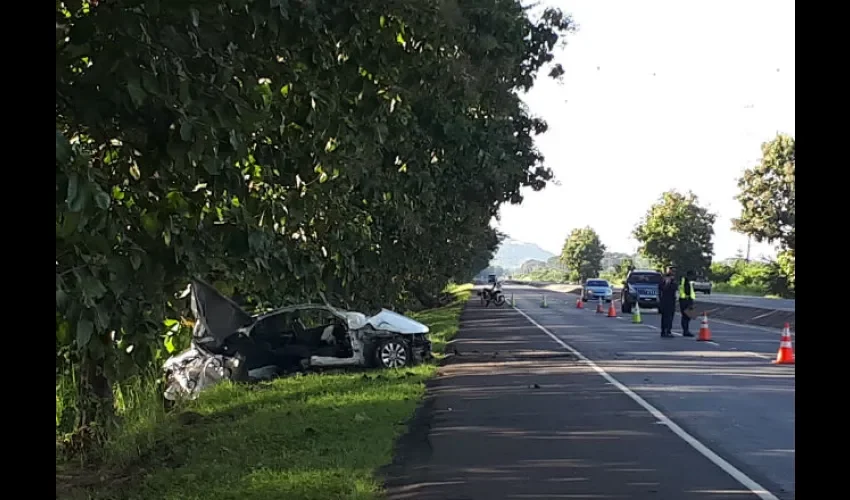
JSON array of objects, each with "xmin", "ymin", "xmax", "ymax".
[{"xmin": 511, "ymin": 304, "xmax": 780, "ymax": 500}]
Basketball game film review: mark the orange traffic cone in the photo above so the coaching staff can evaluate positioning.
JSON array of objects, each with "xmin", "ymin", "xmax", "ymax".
[
  {"xmin": 576, "ymin": 297, "xmax": 584, "ymax": 309},
  {"xmin": 607, "ymin": 300, "xmax": 617, "ymax": 317},
  {"xmin": 772, "ymin": 323, "xmax": 795, "ymax": 365},
  {"xmin": 596, "ymin": 298, "xmax": 604, "ymax": 314},
  {"xmin": 696, "ymin": 313, "xmax": 712, "ymax": 341}
]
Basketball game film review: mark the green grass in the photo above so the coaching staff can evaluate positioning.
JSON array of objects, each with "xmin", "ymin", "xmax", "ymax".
[
  {"xmin": 58, "ymin": 283, "xmax": 472, "ymax": 500},
  {"xmin": 712, "ymin": 282, "xmax": 780, "ymax": 298}
]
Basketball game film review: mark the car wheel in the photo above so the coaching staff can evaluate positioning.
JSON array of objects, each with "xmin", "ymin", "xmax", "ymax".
[
  {"xmin": 494, "ymin": 295, "xmax": 506, "ymax": 306},
  {"xmin": 376, "ymin": 338, "xmax": 410, "ymax": 369}
]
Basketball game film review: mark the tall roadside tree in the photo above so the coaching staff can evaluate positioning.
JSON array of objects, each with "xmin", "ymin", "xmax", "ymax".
[
  {"xmin": 633, "ymin": 191, "xmax": 716, "ymax": 274},
  {"xmin": 559, "ymin": 227, "xmax": 606, "ymax": 282},
  {"xmin": 56, "ymin": 0, "xmax": 575, "ymax": 442},
  {"xmin": 732, "ymin": 134, "xmax": 795, "ymax": 291}
]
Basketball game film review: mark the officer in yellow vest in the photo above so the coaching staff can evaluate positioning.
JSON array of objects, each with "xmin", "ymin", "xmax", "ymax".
[{"xmin": 679, "ymin": 270, "xmax": 696, "ymax": 337}]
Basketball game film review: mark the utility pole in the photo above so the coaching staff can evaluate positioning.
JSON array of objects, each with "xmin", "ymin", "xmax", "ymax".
[{"xmin": 745, "ymin": 236, "xmax": 751, "ymax": 263}]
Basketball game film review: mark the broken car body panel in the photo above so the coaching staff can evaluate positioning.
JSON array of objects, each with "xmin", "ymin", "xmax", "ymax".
[
  {"xmin": 366, "ymin": 309, "xmax": 430, "ymax": 335},
  {"xmin": 163, "ymin": 279, "xmax": 431, "ymax": 400}
]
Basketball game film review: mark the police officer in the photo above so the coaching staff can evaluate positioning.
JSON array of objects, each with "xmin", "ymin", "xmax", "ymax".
[
  {"xmin": 658, "ymin": 266, "xmax": 678, "ymax": 337},
  {"xmin": 679, "ymin": 269, "xmax": 696, "ymax": 337}
]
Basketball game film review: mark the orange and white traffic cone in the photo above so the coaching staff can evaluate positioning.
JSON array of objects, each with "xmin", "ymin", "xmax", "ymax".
[
  {"xmin": 696, "ymin": 313, "xmax": 712, "ymax": 341},
  {"xmin": 772, "ymin": 323, "xmax": 795, "ymax": 365},
  {"xmin": 576, "ymin": 297, "xmax": 584, "ymax": 309},
  {"xmin": 607, "ymin": 300, "xmax": 617, "ymax": 317},
  {"xmin": 596, "ymin": 297, "xmax": 604, "ymax": 314}
]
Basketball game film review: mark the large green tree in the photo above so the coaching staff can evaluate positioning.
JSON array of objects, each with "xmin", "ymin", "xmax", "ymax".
[
  {"xmin": 732, "ymin": 134, "xmax": 795, "ymax": 292},
  {"xmin": 633, "ymin": 191, "xmax": 716, "ymax": 274},
  {"xmin": 559, "ymin": 227, "xmax": 606, "ymax": 282},
  {"xmin": 56, "ymin": 0, "xmax": 574, "ymax": 437},
  {"xmin": 732, "ymin": 134, "xmax": 795, "ymax": 254}
]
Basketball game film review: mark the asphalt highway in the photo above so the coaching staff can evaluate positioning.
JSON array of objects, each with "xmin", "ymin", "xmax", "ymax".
[
  {"xmin": 383, "ymin": 284, "xmax": 794, "ymax": 500},
  {"xmin": 506, "ymin": 281, "xmax": 796, "ymax": 312}
]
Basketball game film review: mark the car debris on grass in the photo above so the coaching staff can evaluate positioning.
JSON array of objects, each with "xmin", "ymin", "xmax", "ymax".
[
  {"xmin": 164, "ymin": 279, "xmax": 434, "ymax": 401},
  {"xmin": 58, "ymin": 284, "xmax": 472, "ymax": 500}
]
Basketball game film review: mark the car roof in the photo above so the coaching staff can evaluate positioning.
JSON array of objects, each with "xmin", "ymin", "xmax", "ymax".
[{"xmin": 629, "ymin": 269, "xmax": 660, "ymax": 274}]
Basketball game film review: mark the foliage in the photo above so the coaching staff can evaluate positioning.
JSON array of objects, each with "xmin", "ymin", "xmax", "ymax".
[
  {"xmin": 598, "ymin": 257, "xmax": 633, "ymax": 285},
  {"xmin": 56, "ymin": 0, "xmax": 575, "ymax": 446},
  {"xmin": 708, "ymin": 258, "xmax": 794, "ymax": 298},
  {"xmin": 519, "ymin": 259, "xmax": 549, "ymax": 274},
  {"xmin": 733, "ymin": 134, "xmax": 795, "ymax": 254},
  {"xmin": 708, "ymin": 261, "xmax": 736, "ymax": 283},
  {"xmin": 514, "ymin": 267, "xmax": 570, "ymax": 283},
  {"xmin": 632, "ymin": 190, "xmax": 716, "ymax": 274},
  {"xmin": 559, "ymin": 227, "xmax": 606, "ymax": 282}
]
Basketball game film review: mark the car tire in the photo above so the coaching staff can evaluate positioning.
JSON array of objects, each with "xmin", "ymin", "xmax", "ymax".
[{"xmin": 375, "ymin": 338, "xmax": 411, "ymax": 369}]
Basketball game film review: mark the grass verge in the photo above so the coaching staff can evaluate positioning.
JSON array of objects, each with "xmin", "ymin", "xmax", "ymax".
[{"xmin": 58, "ymin": 284, "xmax": 472, "ymax": 500}]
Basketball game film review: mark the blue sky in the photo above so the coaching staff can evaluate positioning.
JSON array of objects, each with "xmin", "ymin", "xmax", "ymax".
[{"xmin": 494, "ymin": 0, "xmax": 795, "ymax": 260}]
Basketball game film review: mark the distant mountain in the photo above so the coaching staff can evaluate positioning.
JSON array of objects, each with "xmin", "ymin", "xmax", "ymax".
[{"xmin": 490, "ymin": 238, "xmax": 556, "ymax": 270}]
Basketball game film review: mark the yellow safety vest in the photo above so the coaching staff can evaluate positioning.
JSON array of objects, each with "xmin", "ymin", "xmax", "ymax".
[{"xmin": 679, "ymin": 278, "xmax": 695, "ymax": 300}]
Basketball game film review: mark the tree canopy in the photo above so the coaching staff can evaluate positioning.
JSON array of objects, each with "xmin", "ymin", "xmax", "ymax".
[
  {"xmin": 559, "ymin": 227, "xmax": 606, "ymax": 282},
  {"xmin": 56, "ymin": 0, "xmax": 574, "ymax": 433},
  {"xmin": 732, "ymin": 133, "xmax": 795, "ymax": 254},
  {"xmin": 632, "ymin": 190, "xmax": 716, "ymax": 274},
  {"xmin": 732, "ymin": 133, "xmax": 795, "ymax": 292}
]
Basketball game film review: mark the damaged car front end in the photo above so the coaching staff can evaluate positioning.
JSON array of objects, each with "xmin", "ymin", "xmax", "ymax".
[{"xmin": 163, "ymin": 279, "xmax": 432, "ymax": 401}]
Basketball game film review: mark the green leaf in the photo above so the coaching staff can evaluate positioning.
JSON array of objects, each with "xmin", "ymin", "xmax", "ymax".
[
  {"xmin": 56, "ymin": 130, "xmax": 72, "ymax": 164},
  {"xmin": 164, "ymin": 335, "xmax": 176, "ymax": 354},
  {"xmin": 76, "ymin": 318, "xmax": 94, "ymax": 348},
  {"xmin": 82, "ymin": 275, "xmax": 108, "ymax": 300},
  {"xmin": 190, "ymin": 8, "xmax": 200, "ymax": 27},
  {"xmin": 130, "ymin": 254, "xmax": 142, "ymax": 270},
  {"xmin": 66, "ymin": 173, "xmax": 80, "ymax": 206},
  {"xmin": 180, "ymin": 120, "xmax": 193, "ymax": 141},
  {"xmin": 94, "ymin": 191, "xmax": 111, "ymax": 210},
  {"xmin": 56, "ymin": 289, "xmax": 69, "ymax": 309},
  {"xmin": 127, "ymin": 79, "xmax": 146, "ymax": 107}
]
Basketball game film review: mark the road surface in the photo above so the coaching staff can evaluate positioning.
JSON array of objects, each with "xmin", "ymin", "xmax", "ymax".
[
  {"xmin": 698, "ymin": 293, "xmax": 795, "ymax": 311},
  {"xmin": 384, "ymin": 284, "xmax": 794, "ymax": 500},
  {"xmin": 506, "ymin": 281, "xmax": 796, "ymax": 312}
]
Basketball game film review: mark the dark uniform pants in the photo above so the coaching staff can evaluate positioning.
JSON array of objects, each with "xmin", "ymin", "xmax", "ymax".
[
  {"xmin": 660, "ymin": 301, "xmax": 675, "ymax": 333},
  {"xmin": 680, "ymin": 299, "xmax": 694, "ymax": 334}
]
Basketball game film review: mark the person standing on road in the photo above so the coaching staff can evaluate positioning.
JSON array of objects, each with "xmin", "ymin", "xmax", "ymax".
[
  {"xmin": 658, "ymin": 266, "xmax": 678, "ymax": 337},
  {"xmin": 679, "ymin": 270, "xmax": 696, "ymax": 337}
]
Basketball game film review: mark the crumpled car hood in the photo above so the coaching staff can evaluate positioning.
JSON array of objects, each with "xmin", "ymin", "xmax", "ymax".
[
  {"xmin": 365, "ymin": 309, "xmax": 429, "ymax": 335},
  {"xmin": 190, "ymin": 278, "xmax": 254, "ymax": 348}
]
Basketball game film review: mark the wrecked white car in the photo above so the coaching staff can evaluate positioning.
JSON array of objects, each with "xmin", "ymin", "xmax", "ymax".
[{"xmin": 163, "ymin": 279, "xmax": 431, "ymax": 401}]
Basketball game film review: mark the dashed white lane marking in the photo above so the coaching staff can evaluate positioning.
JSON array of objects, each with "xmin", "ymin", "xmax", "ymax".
[{"xmin": 511, "ymin": 304, "xmax": 781, "ymax": 500}]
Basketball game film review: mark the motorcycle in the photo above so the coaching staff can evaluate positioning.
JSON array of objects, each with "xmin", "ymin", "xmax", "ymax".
[{"xmin": 478, "ymin": 281, "xmax": 506, "ymax": 307}]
